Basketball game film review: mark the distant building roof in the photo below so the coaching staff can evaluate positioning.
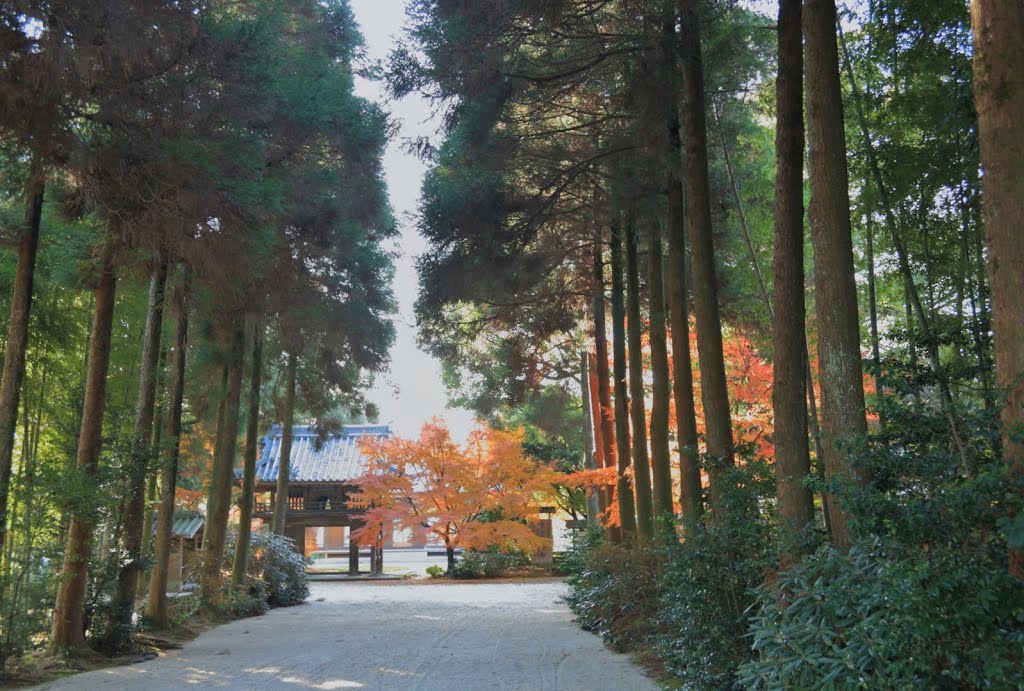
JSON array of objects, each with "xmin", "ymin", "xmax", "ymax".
[
  {"xmin": 151, "ymin": 510, "xmax": 204, "ymax": 540},
  {"xmin": 249, "ymin": 424, "xmax": 391, "ymax": 484}
]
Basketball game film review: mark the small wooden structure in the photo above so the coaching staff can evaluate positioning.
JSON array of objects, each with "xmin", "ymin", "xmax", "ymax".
[
  {"xmin": 245, "ymin": 424, "xmax": 390, "ymax": 574},
  {"xmin": 151, "ymin": 510, "xmax": 204, "ymax": 592}
]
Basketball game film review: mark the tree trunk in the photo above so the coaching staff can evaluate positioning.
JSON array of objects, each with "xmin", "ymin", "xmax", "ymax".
[
  {"xmin": 805, "ymin": 0, "xmax": 867, "ymax": 549},
  {"xmin": 112, "ymin": 260, "xmax": 167, "ymax": 640},
  {"xmin": 610, "ymin": 216, "xmax": 637, "ymax": 540},
  {"xmin": 582, "ymin": 352, "xmax": 602, "ymax": 523},
  {"xmin": 50, "ymin": 244, "xmax": 117, "ymax": 651},
  {"xmin": 146, "ymin": 278, "xmax": 189, "ymax": 628},
  {"xmin": 0, "ymin": 166, "xmax": 43, "ymax": 558},
  {"xmin": 199, "ymin": 317, "xmax": 245, "ymax": 611},
  {"xmin": 773, "ymin": 0, "xmax": 815, "ymax": 562},
  {"xmin": 592, "ymin": 236, "xmax": 619, "ymax": 540},
  {"xmin": 232, "ymin": 312, "xmax": 264, "ymax": 587},
  {"xmin": 865, "ymin": 219, "xmax": 885, "ymax": 431},
  {"xmin": 446, "ymin": 544, "xmax": 456, "ymax": 574},
  {"xmin": 647, "ymin": 222, "xmax": 673, "ymax": 528},
  {"xmin": 271, "ymin": 349, "xmax": 299, "ymax": 535},
  {"xmin": 667, "ymin": 113, "xmax": 703, "ymax": 527},
  {"xmin": 680, "ymin": 0, "xmax": 734, "ymax": 512},
  {"xmin": 971, "ymin": 0, "xmax": 1024, "ymax": 576},
  {"xmin": 625, "ymin": 211, "xmax": 654, "ymax": 540}
]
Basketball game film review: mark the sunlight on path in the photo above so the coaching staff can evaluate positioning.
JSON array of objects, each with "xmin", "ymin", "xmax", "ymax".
[{"xmin": 34, "ymin": 581, "xmax": 657, "ymax": 691}]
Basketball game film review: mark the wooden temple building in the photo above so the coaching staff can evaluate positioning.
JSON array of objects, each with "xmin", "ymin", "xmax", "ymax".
[{"xmin": 247, "ymin": 424, "xmax": 391, "ymax": 574}]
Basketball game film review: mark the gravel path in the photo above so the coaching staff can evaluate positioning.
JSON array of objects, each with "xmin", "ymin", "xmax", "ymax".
[{"xmin": 34, "ymin": 580, "xmax": 658, "ymax": 690}]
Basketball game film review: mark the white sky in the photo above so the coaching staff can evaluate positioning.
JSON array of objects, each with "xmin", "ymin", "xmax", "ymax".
[{"xmin": 351, "ymin": 0, "xmax": 478, "ymax": 443}]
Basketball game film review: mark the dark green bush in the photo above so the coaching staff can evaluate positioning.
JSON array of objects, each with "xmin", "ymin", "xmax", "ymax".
[
  {"xmin": 222, "ymin": 530, "xmax": 309, "ymax": 611},
  {"xmin": 656, "ymin": 461, "xmax": 776, "ymax": 689},
  {"xmin": 450, "ymin": 545, "xmax": 529, "ymax": 579},
  {"xmin": 740, "ymin": 538, "xmax": 1024, "ymax": 690},
  {"xmin": 564, "ymin": 529, "xmax": 664, "ymax": 652}
]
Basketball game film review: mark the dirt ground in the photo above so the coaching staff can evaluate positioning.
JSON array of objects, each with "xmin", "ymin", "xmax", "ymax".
[{"xmin": 31, "ymin": 579, "xmax": 658, "ymax": 690}]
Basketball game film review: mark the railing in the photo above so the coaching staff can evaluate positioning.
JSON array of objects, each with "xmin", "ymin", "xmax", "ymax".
[{"xmin": 253, "ymin": 500, "xmax": 350, "ymax": 514}]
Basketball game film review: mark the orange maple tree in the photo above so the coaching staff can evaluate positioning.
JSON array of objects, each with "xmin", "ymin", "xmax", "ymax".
[{"xmin": 349, "ymin": 420, "xmax": 560, "ymax": 571}]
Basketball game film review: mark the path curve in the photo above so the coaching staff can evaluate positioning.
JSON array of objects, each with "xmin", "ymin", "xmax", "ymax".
[{"xmin": 35, "ymin": 580, "xmax": 657, "ymax": 690}]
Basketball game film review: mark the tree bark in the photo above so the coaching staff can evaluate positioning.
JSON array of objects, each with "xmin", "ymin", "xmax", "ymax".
[
  {"xmin": 271, "ymin": 349, "xmax": 299, "ymax": 535},
  {"xmin": 199, "ymin": 317, "xmax": 245, "ymax": 611},
  {"xmin": 680, "ymin": 0, "xmax": 734, "ymax": 512},
  {"xmin": 970, "ymin": 0, "xmax": 1024, "ymax": 576},
  {"xmin": 805, "ymin": 0, "xmax": 867, "ymax": 549},
  {"xmin": 50, "ymin": 244, "xmax": 117, "ymax": 651},
  {"xmin": 610, "ymin": 216, "xmax": 637, "ymax": 540},
  {"xmin": 146, "ymin": 278, "xmax": 189, "ymax": 628},
  {"xmin": 584, "ymin": 351, "xmax": 604, "ymax": 524},
  {"xmin": 592, "ymin": 236, "xmax": 619, "ymax": 540},
  {"xmin": 667, "ymin": 111, "xmax": 703, "ymax": 527},
  {"xmin": 112, "ymin": 260, "xmax": 167, "ymax": 640},
  {"xmin": 232, "ymin": 312, "xmax": 264, "ymax": 587},
  {"xmin": 0, "ymin": 166, "xmax": 43, "ymax": 559},
  {"xmin": 772, "ymin": 0, "xmax": 815, "ymax": 562},
  {"xmin": 625, "ymin": 211, "xmax": 654, "ymax": 540},
  {"xmin": 647, "ymin": 222, "xmax": 674, "ymax": 528}
]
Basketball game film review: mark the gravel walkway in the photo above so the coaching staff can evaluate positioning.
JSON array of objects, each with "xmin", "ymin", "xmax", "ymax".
[{"xmin": 34, "ymin": 580, "xmax": 658, "ymax": 690}]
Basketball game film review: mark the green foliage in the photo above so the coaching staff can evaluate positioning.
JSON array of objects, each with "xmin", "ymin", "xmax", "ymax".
[
  {"xmin": 425, "ymin": 564, "xmax": 445, "ymax": 578},
  {"xmin": 450, "ymin": 546, "xmax": 529, "ymax": 579},
  {"xmin": 564, "ymin": 531, "xmax": 664, "ymax": 653},
  {"xmin": 741, "ymin": 540, "xmax": 1024, "ymax": 690},
  {"xmin": 224, "ymin": 530, "xmax": 309, "ymax": 610},
  {"xmin": 656, "ymin": 463, "xmax": 776, "ymax": 689}
]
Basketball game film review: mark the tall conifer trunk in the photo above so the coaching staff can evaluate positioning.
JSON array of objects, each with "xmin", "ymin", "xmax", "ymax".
[
  {"xmin": 111, "ymin": 260, "xmax": 167, "ymax": 639},
  {"xmin": 233, "ymin": 313, "xmax": 263, "ymax": 586},
  {"xmin": 0, "ymin": 166, "xmax": 43, "ymax": 559},
  {"xmin": 805, "ymin": 0, "xmax": 868, "ymax": 549},
  {"xmin": 970, "ymin": 0, "xmax": 1024, "ymax": 576},
  {"xmin": 647, "ymin": 223, "xmax": 673, "ymax": 527},
  {"xmin": 271, "ymin": 350, "xmax": 299, "ymax": 536},
  {"xmin": 610, "ymin": 217, "xmax": 637, "ymax": 540},
  {"xmin": 679, "ymin": 0, "xmax": 734, "ymax": 512},
  {"xmin": 667, "ymin": 114, "xmax": 702, "ymax": 527},
  {"xmin": 199, "ymin": 318, "xmax": 245, "ymax": 610},
  {"xmin": 772, "ymin": 0, "xmax": 815, "ymax": 561},
  {"xmin": 625, "ymin": 212, "xmax": 654, "ymax": 540},
  {"xmin": 50, "ymin": 244, "xmax": 117, "ymax": 651},
  {"xmin": 146, "ymin": 279, "xmax": 189, "ymax": 628},
  {"xmin": 592, "ymin": 237, "xmax": 618, "ymax": 539}
]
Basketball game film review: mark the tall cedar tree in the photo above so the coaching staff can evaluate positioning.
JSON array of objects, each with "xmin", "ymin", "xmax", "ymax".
[
  {"xmin": 624, "ymin": 210, "xmax": 655, "ymax": 539},
  {"xmin": 0, "ymin": 165, "xmax": 43, "ymax": 557},
  {"xmin": 773, "ymin": 0, "xmax": 815, "ymax": 559},
  {"xmin": 679, "ymin": 0, "xmax": 735, "ymax": 511},
  {"xmin": 805, "ymin": 0, "xmax": 869, "ymax": 549},
  {"xmin": 145, "ymin": 278, "xmax": 188, "ymax": 628},
  {"xmin": 199, "ymin": 319, "xmax": 245, "ymax": 612},
  {"xmin": 971, "ymin": 0, "xmax": 1024, "ymax": 576},
  {"xmin": 610, "ymin": 216, "xmax": 637, "ymax": 539},
  {"xmin": 110, "ymin": 260, "xmax": 166, "ymax": 643},
  {"xmin": 664, "ymin": 10, "xmax": 703, "ymax": 528},
  {"xmin": 49, "ymin": 245, "xmax": 117, "ymax": 651}
]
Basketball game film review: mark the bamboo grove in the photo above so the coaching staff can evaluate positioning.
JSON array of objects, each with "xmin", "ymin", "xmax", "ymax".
[
  {"xmin": 400, "ymin": 0, "xmax": 1024, "ymax": 685},
  {"xmin": 0, "ymin": 0, "xmax": 395, "ymax": 664}
]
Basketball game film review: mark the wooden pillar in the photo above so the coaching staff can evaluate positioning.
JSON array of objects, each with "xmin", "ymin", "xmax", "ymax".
[{"xmin": 348, "ymin": 530, "xmax": 359, "ymax": 575}]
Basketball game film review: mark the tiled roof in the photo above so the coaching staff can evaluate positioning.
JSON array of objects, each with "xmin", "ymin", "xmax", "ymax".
[
  {"xmin": 151, "ymin": 510, "xmax": 204, "ymax": 539},
  {"xmin": 250, "ymin": 424, "xmax": 391, "ymax": 484}
]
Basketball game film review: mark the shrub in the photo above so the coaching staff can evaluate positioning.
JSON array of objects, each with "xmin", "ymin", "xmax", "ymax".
[
  {"xmin": 740, "ymin": 538, "xmax": 1024, "ymax": 689},
  {"xmin": 425, "ymin": 564, "xmax": 445, "ymax": 578},
  {"xmin": 450, "ymin": 545, "xmax": 529, "ymax": 579},
  {"xmin": 220, "ymin": 530, "xmax": 309, "ymax": 613},
  {"xmin": 564, "ymin": 530, "xmax": 664, "ymax": 652},
  {"xmin": 656, "ymin": 461, "xmax": 776, "ymax": 688}
]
